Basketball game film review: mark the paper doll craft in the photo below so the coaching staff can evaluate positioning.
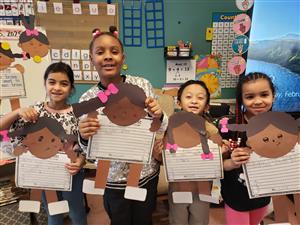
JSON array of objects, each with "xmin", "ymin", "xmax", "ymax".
[
  {"xmin": 1, "ymin": 116, "xmax": 78, "ymax": 215},
  {"xmin": 72, "ymin": 82, "xmax": 161, "ymax": 131},
  {"xmin": 164, "ymin": 111, "xmax": 223, "ymax": 203},
  {"xmin": 19, "ymin": 15, "xmax": 50, "ymax": 63},
  {"xmin": 222, "ymin": 111, "xmax": 300, "ymax": 158},
  {"xmin": 221, "ymin": 112, "xmax": 300, "ymax": 223},
  {"xmin": 9, "ymin": 117, "xmax": 78, "ymax": 160},
  {"xmin": 165, "ymin": 111, "xmax": 222, "ymax": 159},
  {"xmin": 73, "ymin": 83, "xmax": 160, "ymax": 201},
  {"xmin": 0, "ymin": 42, "xmax": 24, "ymax": 72},
  {"xmin": 0, "ymin": 42, "xmax": 25, "ymax": 110}
]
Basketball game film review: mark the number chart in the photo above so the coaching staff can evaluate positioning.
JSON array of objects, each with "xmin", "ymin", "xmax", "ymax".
[{"xmin": 211, "ymin": 12, "xmax": 240, "ymax": 88}]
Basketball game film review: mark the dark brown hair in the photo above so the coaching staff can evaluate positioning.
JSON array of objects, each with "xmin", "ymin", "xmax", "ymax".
[
  {"xmin": 89, "ymin": 26, "xmax": 123, "ymax": 53},
  {"xmin": 235, "ymin": 72, "xmax": 275, "ymax": 123}
]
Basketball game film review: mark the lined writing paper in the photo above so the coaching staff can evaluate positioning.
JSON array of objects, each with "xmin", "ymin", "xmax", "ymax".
[
  {"xmin": 163, "ymin": 140, "xmax": 223, "ymax": 182},
  {"xmin": 0, "ymin": 68, "xmax": 26, "ymax": 98},
  {"xmin": 243, "ymin": 144, "xmax": 300, "ymax": 198},
  {"xmin": 15, "ymin": 152, "xmax": 72, "ymax": 191},
  {"xmin": 87, "ymin": 114, "xmax": 155, "ymax": 163}
]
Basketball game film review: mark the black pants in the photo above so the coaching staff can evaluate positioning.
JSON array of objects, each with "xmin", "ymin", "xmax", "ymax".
[{"xmin": 103, "ymin": 176, "xmax": 159, "ymax": 225}]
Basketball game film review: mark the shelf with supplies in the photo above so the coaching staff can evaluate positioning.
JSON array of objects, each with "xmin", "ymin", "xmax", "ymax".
[
  {"xmin": 165, "ymin": 56, "xmax": 194, "ymax": 60},
  {"xmin": 164, "ymin": 46, "xmax": 193, "ymax": 60}
]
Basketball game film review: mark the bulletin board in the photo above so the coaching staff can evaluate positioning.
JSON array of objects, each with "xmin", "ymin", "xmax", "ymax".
[
  {"xmin": 0, "ymin": 25, "xmax": 51, "ymax": 115},
  {"xmin": 33, "ymin": 0, "xmax": 119, "ymax": 84}
]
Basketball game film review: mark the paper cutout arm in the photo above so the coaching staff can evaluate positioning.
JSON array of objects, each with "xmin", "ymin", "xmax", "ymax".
[
  {"xmin": 13, "ymin": 144, "xmax": 28, "ymax": 156},
  {"xmin": 227, "ymin": 124, "xmax": 247, "ymax": 132},
  {"xmin": 84, "ymin": 111, "xmax": 110, "ymax": 190},
  {"xmin": 149, "ymin": 117, "xmax": 161, "ymax": 132},
  {"xmin": 13, "ymin": 64, "xmax": 25, "ymax": 74},
  {"xmin": 72, "ymin": 97, "xmax": 105, "ymax": 118},
  {"xmin": 199, "ymin": 134, "xmax": 214, "ymax": 160},
  {"xmin": 209, "ymin": 133, "xmax": 223, "ymax": 146},
  {"xmin": 63, "ymin": 141, "xmax": 77, "ymax": 162}
]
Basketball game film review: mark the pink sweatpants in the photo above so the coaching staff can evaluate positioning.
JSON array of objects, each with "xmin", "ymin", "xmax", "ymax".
[{"xmin": 224, "ymin": 203, "xmax": 268, "ymax": 225}]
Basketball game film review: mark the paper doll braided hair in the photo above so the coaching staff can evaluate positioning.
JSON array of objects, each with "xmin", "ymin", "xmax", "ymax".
[
  {"xmin": 19, "ymin": 15, "xmax": 49, "ymax": 46},
  {"xmin": 167, "ymin": 111, "xmax": 210, "ymax": 154},
  {"xmin": 9, "ymin": 117, "xmax": 76, "ymax": 142},
  {"xmin": 0, "ymin": 42, "xmax": 23, "ymax": 60}
]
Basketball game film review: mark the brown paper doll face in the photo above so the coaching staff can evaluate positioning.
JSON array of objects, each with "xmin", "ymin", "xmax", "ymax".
[
  {"xmin": 172, "ymin": 123, "xmax": 201, "ymax": 148},
  {"xmin": 0, "ymin": 53, "xmax": 14, "ymax": 70},
  {"xmin": 22, "ymin": 127, "xmax": 63, "ymax": 159},
  {"xmin": 247, "ymin": 124, "xmax": 298, "ymax": 158},
  {"xmin": 18, "ymin": 39, "xmax": 49, "ymax": 57},
  {"xmin": 103, "ymin": 96, "xmax": 147, "ymax": 126}
]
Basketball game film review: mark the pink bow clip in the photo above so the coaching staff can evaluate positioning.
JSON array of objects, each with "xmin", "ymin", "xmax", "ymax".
[
  {"xmin": 219, "ymin": 117, "xmax": 229, "ymax": 133},
  {"xmin": 93, "ymin": 30, "xmax": 101, "ymax": 37},
  {"xmin": 25, "ymin": 29, "xmax": 39, "ymax": 37},
  {"xmin": 201, "ymin": 152, "xmax": 214, "ymax": 160},
  {"xmin": 113, "ymin": 31, "xmax": 119, "ymax": 38},
  {"xmin": 97, "ymin": 83, "xmax": 119, "ymax": 103},
  {"xmin": 166, "ymin": 143, "xmax": 178, "ymax": 153},
  {"xmin": 0, "ymin": 130, "xmax": 10, "ymax": 142}
]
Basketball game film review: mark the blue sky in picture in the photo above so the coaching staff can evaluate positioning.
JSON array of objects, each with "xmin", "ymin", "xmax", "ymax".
[
  {"xmin": 246, "ymin": 0, "xmax": 300, "ymax": 112},
  {"xmin": 250, "ymin": 0, "xmax": 300, "ymax": 41}
]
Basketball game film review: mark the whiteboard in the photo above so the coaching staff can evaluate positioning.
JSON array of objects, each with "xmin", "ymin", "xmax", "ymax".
[{"xmin": 0, "ymin": 25, "xmax": 51, "ymax": 114}]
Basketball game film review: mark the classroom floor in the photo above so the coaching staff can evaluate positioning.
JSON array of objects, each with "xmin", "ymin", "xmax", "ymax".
[{"xmin": 64, "ymin": 194, "xmax": 298, "ymax": 225}]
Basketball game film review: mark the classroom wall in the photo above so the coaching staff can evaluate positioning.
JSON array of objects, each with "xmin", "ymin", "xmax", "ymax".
[{"xmin": 70, "ymin": 0, "xmax": 238, "ymax": 103}]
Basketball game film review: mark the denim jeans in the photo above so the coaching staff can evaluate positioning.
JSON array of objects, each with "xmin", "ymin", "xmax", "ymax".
[{"xmin": 42, "ymin": 169, "xmax": 87, "ymax": 225}]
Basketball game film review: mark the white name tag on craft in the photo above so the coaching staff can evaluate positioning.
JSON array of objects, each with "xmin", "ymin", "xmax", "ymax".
[
  {"xmin": 172, "ymin": 192, "xmax": 193, "ymax": 203},
  {"xmin": 19, "ymin": 200, "xmax": 40, "ymax": 213},
  {"xmin": 48, "ymin": 200, "xmax": 69, "ymax": 215},
  {"xmin": 124, "ymin": 186, "xmax": 147, "ymax": 202},
  {"xmin": 82, "ymin": 179, "xmax": 105, "ymax": 195}
]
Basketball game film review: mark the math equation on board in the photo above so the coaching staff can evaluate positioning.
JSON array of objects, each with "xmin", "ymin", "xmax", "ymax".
[{"xmin": 166, "ymin": 59, "xmax": 196, "ymax": 84}]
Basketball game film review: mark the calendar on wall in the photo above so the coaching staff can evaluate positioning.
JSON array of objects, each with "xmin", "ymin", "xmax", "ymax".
[
  {"xmin": 166, "ymin": 59, "xmax": 196, "ymax": 84},
  {"xmin": 211, "ymin": 12, "xmax": 240, "ymax": 88}
]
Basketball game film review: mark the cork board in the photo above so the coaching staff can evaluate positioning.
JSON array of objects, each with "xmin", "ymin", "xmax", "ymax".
[{"xmin": 33, "ymin": 0, "xmax": 119, "ymax": 83}]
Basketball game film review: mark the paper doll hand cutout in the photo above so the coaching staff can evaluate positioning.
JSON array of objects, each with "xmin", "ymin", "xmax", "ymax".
[
  {"xmin": 63, "ymin": 141, "xmax": 77, "ymax": 162},
  {"xmin": 13, "ymin": 145, "xmax": 28, "ymax": 156},
  {"xmin": 209, "ymin": 133, "xmax": 223, "ymax": 146},
  {"xmin": 149, "ymin": 117, "xmax": 161, "ymax": 132},
  {"xmin": 13, "ymin": 64, "xmax": 25, "ymax": 74}
]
